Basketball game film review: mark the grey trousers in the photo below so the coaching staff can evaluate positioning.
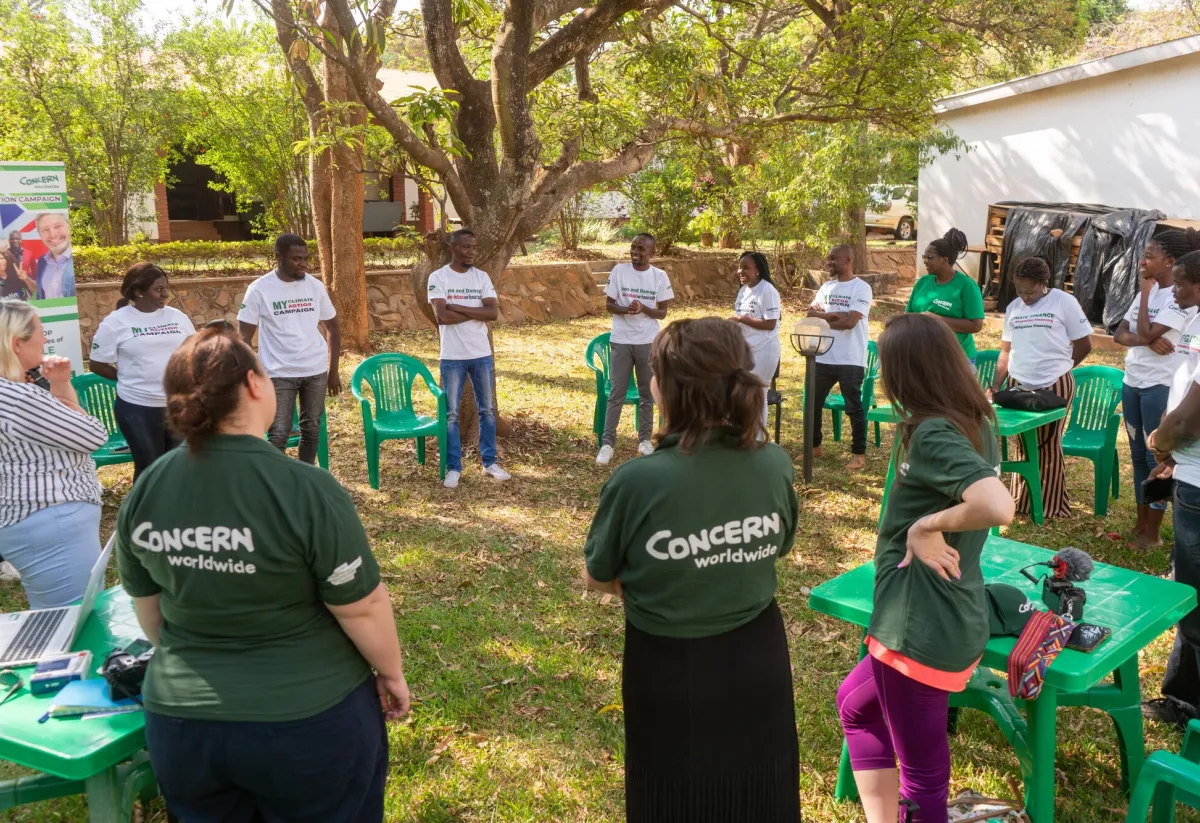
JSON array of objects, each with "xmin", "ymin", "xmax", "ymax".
[
  {"xmin": 268, "ymin": 373, "xmax": 328, "ymax": 464},
  {"xmin": 603, "ymin": 343, "xmax": 654, "ymax": 447}
]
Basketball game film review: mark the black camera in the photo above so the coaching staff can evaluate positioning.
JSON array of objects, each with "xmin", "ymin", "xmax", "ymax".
[{"xmin": 101, "ymin": 647, "xmax": 153, "ymax": 703}]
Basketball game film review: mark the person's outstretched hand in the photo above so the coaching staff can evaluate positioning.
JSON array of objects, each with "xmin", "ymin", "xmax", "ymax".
[
  {"xmin": 899, "ymin": 517, "xmax": 961, "ymax": 581},
  {"xmin": 376, "ymin": 672, "xmax": 411, "ymax": 720}
]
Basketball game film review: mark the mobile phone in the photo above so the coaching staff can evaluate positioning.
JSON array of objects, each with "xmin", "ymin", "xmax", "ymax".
[
  {"xmin": 1067, "ymin": 623, "xmax": 1111, "ymax": 653},
  {"xmin": 1142, "ymin": 476, "xmax": 1174, "ymax": 505},
  {"xmin": 122, "ymin": 638, "xmax": 153, "ymax": 658}
]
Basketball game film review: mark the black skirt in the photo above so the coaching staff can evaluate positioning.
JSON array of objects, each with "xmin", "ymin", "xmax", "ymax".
[{"xmin": 623, "ymin": 600, "xmax": 801, "ymax": 823}]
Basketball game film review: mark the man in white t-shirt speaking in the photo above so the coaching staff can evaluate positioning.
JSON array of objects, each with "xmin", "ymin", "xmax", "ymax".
[
  {"xmin": 427, "ymin": 229, "xmax": 511, "ymax": 489},
  {"xmin": 237, "ymin": 234, "xmax": 341, "ymax": 465},
  {"xmin": 596, "ymin": 233, "xmax": 674, "ymax": 465},
  {"xmin": 807, "ymin": 245, "xmax": 873, "ymax": 471}
]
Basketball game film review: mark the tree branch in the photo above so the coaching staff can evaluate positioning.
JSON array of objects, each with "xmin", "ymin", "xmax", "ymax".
[
  {"xmin": 526, "ymin": 0, "xmax": 664, "ymax": 89},
  {"xmin": 269, "ymin": 0, "xmax": 325, "ymax": 113},
  {"xmin": 493, "ymin": 0, "xmax": 539, "ymax": 176},
  {"xmin": 421, "ymin": 0, "xmax": 479, "ymax": 91}
]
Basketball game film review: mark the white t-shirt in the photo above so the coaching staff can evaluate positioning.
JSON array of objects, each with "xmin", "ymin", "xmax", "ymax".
[
  {"xmin": 237, "ymin": 271, "xmax": 337, "ymax": 378},
  {"xmin": 1122, "ymin": 283, "xmax": 1196, "ymax": 389},
  {"xmin": 1001, "ymin": 289, "xmax": 1092, "ymax": 389},
  {"xmin": 734, "ymin": 279, "xmax": 782, "ymax": 352},
  {"xmin": 812, "ymin": 277, "xmax": 872, "ymax": 367},
  {"xmin": 1166, "ymin": 314, "xmax": 1200, "ymax": 487},
  {"xmin": 605, "ymin": 263, "xmax": 674, "ymax": 345},
  {"xmin": 91, "ymin": 306, "xmax": 196, "ymax": 407},
  {"xmin": 427, "ymin": 265, "xmax": 497, "ymax": 361}
]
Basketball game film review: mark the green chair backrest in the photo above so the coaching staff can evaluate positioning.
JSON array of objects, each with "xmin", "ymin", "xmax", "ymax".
[
  {"xmin": 351, "ymin": 353, "xmax": 439, "ymax": 417},
  {"xmin": 71, "ymin": 373, "xmax": 120, "ymax": 437},
  {"xmin": 975, "ymin": 349, "xmax": 1000, "ymax": 391},
  {"xmin": 1068, "ymin": 365, "xmax": 1125, "ymax": 437},
  {"xmin": 585, "ymin": 332, "xmax": 613, "ymax": 383},
  {"xmin": 866, "ymin": 341, "xmax": 880, "ymax": 378}
]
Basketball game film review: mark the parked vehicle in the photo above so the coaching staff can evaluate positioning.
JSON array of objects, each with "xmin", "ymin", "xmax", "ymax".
[{"xmin": 865, "ymin": 184, "xmax": 917, "ymax": 241}]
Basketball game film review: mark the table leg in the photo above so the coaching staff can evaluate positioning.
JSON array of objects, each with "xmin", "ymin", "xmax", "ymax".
[
  {"xmin": 1024, "ymin": 685, "xmax": 1059, "ymax": 823},
  {"xmin": 83, "ymin": 767, "xmax": 122, "ymax": 823},
  {"xmin": 1002, "ymin": 429, "xmax": 1046, "ymax": 525},
  {"xmin": 1110, "ymin": 656, "xmax": 1147, "ymax": 794}
]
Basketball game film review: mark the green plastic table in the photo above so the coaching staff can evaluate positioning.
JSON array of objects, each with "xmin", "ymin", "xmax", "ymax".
[
  {"xmin": 867, "ymin": 404, "xmax": 1068, "ymax": 525},
  {"xmin": 809, "ymin": 535, "xmax": 1196, "ymax": 823},
  {"xmin": 0, "ymin": 589, "xmax": 157, "ymax": 822}
]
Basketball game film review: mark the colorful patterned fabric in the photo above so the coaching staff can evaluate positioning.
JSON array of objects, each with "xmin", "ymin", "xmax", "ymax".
[{"xmin": 1007, "ymin": 609, "xmax": 1074, "ymax": 699}]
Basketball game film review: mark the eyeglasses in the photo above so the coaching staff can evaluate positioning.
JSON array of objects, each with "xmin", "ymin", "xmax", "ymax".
[{"xmin": 0, "ymin": 669, "xmax": 22, "ymax": 706}]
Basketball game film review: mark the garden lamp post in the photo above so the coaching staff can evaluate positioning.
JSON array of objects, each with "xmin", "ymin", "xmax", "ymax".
[{"xmin": 790, "ymin": 317, "xmax": 834, "ymax": 484}]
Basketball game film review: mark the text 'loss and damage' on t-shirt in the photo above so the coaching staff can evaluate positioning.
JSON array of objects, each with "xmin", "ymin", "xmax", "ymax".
[
  {"xmin": 812, "ymin": 277, "xmax": 873, "ymax": 367},
  {"xmin": 427, "ymin": 265, "xmax": 498, "ymax": 361},
  {"xmin": 869, "ymin": 418, "xmax": 1001, "ymax": 673},
  {"xmin": 1122, "ymin": 282, "xmax": 1195, "ymax": 389},
  {"xmin": 1001, "ymin": 288, "xmax": 1091, "ymax": 389},
  {"xmin": 116, "ymin": 435, "xmax": 381, "ymax": 722},
  {"xmin": 237, "ymin": 271, "xmax": 336, "ymax": 379},
  {"xmin": 90, "ymin": 306, "xmax": 195, "ymax": 407},
  {"xmin": 605, "ymin": 263, "xmax": 674, "ymax": 346},
  {"xmin": 585, "ymin": 427, "xmax": 798, "ymax": 638}
]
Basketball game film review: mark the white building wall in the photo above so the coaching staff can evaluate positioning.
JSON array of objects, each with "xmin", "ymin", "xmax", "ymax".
[{"xmin": 919, "ymin": 50, "xmax": 1200, "ymax": 278}]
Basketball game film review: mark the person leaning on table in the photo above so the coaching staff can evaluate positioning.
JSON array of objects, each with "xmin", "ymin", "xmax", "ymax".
[
  {"xmin": 116, "ymin": 325, "xmax": 410, "ymax": 823},
  {"xmin": 584, "ymin": 317, "xmax": 801, "ymax": 823},
  {"xmin": 989, "ymin": 257, "xmax": 1092, "ymax": 519},
  {"xmin": 0, "ymin": 298, "xmax": 107, "ymax": 608}
]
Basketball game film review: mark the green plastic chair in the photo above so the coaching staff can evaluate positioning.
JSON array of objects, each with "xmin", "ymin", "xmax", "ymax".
[
  {"xmin": 1123, "ymin": 718, "xmax": 1200, "ymax": 822},
  {"xmin": 803, "ymin": 341, "xmax": 882, "ymax": 447},
  {"xmin": 975, "ymin": 349, "xmax": 1000, "ymax": 391},
  {"xmin": 1062, "ymin": 364, "xmax": 1124, "ymax": 516},
  {"xmin": 284, "ymin": 407, "xmax": 330, "ymax": 470},
  {"xmin": 351, "ymin": 353, "xmax": 447, "ymax": 488},
  {"xmin": 71, "ymin": 373, "xmax": 132, "ymax": 467},
  {"xmin": 585, "ymin": 332, "xmax": 642, "ymax": 447}
]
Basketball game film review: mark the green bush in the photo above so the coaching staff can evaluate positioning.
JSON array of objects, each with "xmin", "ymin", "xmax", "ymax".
[
  {"xmin": 73, "ymin": 236, "xmax": 422, "ymax": 281},
  {"xmin": 624, "ymin": 159, "xmax": 700, "ymax": 253}
]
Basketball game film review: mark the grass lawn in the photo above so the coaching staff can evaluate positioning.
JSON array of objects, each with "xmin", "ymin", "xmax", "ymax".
[{"xmin": 2, "ymin": 296, "xmax": 1196, "ymax": 822}]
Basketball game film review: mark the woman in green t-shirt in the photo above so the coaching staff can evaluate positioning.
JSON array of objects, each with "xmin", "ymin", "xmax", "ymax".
[
  {"xmin": 906, "ymin": 228, "xmax": 985, "ymax": 364},
  {"xmin": 116, "ymin": 325, "xmax": 410, "ymax": 822},
  {"xmin": 584, "ymin": 317, "xmax": 800, "ymax": 823},
  {"xmin": 837, "ymin": 313, "xmax": 1014, "ymax": 823}
]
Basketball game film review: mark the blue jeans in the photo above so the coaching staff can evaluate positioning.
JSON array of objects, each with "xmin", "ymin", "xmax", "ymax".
[
  {"xmin": 114, "ymin": 396, "xmax": 181, "ymax": 480},
  {"xmin": 441, "ymin": 356, "xmax": 498, "ymax": 472},
  {"xmin": 1123, "ymin": 382, "xmax": 1171, "ymax": 510},
  {"xmin": 1162, "ymin": 482, "xmax": 1200, "ymax": 709},
  {"xmin": 0, "ymin": 501, "xmax": 101, "ymax": 609}
]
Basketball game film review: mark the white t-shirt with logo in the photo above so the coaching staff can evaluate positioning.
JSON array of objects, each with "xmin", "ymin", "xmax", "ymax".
[
  {"xmin": 735, "ymin": 279, "xmax": 782, "ymax": 353},
  {"xmin": 237, "ymin": 271, "xmax": 337, "ymax": 378},
  {"xmin": 1166, "ymin": 314, "xmax": 1200, "ymax": 487},
  {"xmin": 427, "ymin": 265, "xmax": 497, "ymax": 361},
  {"xmin": 1122, "ymin": 283, "xmax": 1196, "ymax": 389},
  {"xmin": 605, "ymin": 263, "xmax": 674, "ymax": 345},
  {"xmin": 1001, "ymin": 289, "xmax": 1092, "ymax": 389},
  {"xmin": 812, "ymin": 277, "xmax": 872, "ymax": 367},
  {"xmin": 91, "ymin": 306, "xmax": 196, "ymax": 407}
]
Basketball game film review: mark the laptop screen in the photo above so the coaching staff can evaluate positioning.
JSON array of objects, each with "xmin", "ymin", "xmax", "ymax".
[{"xmin": 67, "ymin": 534, "xmax": 116, "ymax": 649}]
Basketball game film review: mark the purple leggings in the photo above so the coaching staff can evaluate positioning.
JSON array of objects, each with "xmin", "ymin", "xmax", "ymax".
[{"xmin": 836, "ymin": 655, "xmax": 951, "ymax": 823}]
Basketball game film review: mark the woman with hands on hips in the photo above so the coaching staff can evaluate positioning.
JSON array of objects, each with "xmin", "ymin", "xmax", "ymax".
[{"xmin": 837, "ymin": 313, "xmax": 1014, "ymax": 823}]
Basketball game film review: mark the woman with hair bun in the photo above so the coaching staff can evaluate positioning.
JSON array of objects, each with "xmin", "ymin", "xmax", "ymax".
[
  {"xmin": 115, "ymin": 325, "xmax": 410, "ymax": 822},
  {"xmin": 90, "ymin": 263, "xmax": 195, "ymax": 478},
  {"xmin": 906, "ymin": 228, "xmax": 985, "ymax": 363},
  {"xmin": 584, "ymin": 317, "xmax": 800, "ymax": 823},
  {"xmin": 731, "ymin": 250, "xmax": 783, "ymax": 428}
]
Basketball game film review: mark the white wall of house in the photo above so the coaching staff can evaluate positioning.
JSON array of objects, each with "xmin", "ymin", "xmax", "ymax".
[
  {"xmin": 132, "ymin": 191, "xmax": 159, "ymax": 241},
  {"xmin": 919, "ymin": 38, "xmax": 1200, "ymax": 278}
]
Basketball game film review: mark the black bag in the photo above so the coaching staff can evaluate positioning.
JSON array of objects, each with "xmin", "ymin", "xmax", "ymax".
[{"xmin": 992, "ymin": 386, "xmax": 1068, "ymax": 412}]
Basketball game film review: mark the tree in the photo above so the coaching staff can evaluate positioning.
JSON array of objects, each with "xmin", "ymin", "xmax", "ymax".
[
  {"xmin": 167, "ymin": 18, "xmax": 314, "ymax": 237},
  {"xmin": 0, "ymin": 0, "xmax": 181, "ymax": 245}
]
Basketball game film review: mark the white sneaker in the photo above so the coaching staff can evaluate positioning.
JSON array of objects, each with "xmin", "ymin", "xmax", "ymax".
[
  {"xmin": 0, "ymin": 561, "xmax": 19, "ymax": 582},
  {"xmin": 638, "ymin": 440, "xmax": 655, "ymax": 457},
  {"xmin": 596, "ymin": 445, "xmax": 614, "ymax": 465},
  {"xmin": 443, "ymin": 470, "xmax": 461, "ymax": 489},
  {"xmin": 483, "ymin": 463, "xmax": 511, "ymax": 481}
]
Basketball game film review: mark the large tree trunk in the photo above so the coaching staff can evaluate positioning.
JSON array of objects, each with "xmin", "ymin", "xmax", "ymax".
[
  {"xmin": 309, "ymin": 123, "xmax": 333, "ymax": 283},
  {"xmin": 851, "ymin": 206, "xmax": 868, "ymax": 275}
]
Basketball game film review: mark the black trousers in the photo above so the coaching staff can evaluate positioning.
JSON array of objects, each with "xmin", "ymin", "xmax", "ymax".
[
  {"xmin": 113, "ymin": 396, "xmax": 181, "ymax": 480},
  {"xmin": 1163, "ymin": 481, "xmax": 1200, "ymax": 710},
  {"xmin": 810, "ymin": 362, "xmax": 867, "ymax": 455}
]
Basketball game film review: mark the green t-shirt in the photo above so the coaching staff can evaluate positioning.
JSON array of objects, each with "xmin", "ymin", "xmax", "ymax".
[
  {"xmin": 584, "ymin": 427, "xmax": 798, "ymax": 639},
  {"xmin": 868, "ymin": 418, "xmax": 1000, "ymax": 672},
  {"xmin": 906, "ymin": 272, "xmax": 986, "ymax": 359},
  {"xmin": 116, "ymin": 435, "xmax": 381, "ymax": 721}
]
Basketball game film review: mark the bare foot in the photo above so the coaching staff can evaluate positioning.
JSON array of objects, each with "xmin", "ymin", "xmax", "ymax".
[
  {"xmin": 1134, "ymin": 533, "xmax": 1164, "ymax": 549},
  {"xmin": 812, "ymin": 446, "xmax": 825, "ymax": 458},
  {"xmin": 845, "ymin": 455, "xmax": 866, "ymax": 471}
]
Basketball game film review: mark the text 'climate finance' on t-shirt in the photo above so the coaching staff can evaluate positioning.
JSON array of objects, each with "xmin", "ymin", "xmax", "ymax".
[
  {"xmin": 237, "ymin": 271, "xmax": 336, "ymax": 379},
  {"xmin": 813, "ymin": 277, "xmax": 872, "ymax": 367},
  {"xmin": 735, "ymin": 279, "xmax": 782, "ymax": 353},
  {"xmin": 90, "ymin": 305, "xmax": 196, "ymax": 407},
  {"xmin": 1001, "ymin": 288, "xmax": 1091, "ymax": 389},
  {"xmin": 1122, "ymin": 282, "xmax": 1196, "ymax": 389},
  {"xmin": 427, "ymin": 265, "xmax": 497, "ymax": 361},
  {"xmin": 605, "ymin": 263, "xmax": 674, "ymax": 346}
]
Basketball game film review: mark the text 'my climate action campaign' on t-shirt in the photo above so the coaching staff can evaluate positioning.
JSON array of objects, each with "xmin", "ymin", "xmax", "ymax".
[
  {"xmin": 427, "ymin": 265, "xmax": 498, "ymax": 361},
  {"xmin": 735, "ymin": 279, "xmax": 783, "ymax": 352},
  {"xmin": 1001, "ymin": 288, "xmax": 1091, "ymax": 389},
  {"xmin": 605, "ymin": 263, "xmax": 674, "ymax": 345},
  {"xmin": 1122, "ymin": 282, "xmax": 1196, "ymax": 389},
  {"xmin": 90, "ymin": 305, "xmax": 196, "ymax": 407},
  {"xmin": 237, "ymin": 271, "xmax": 337, "ymax": 379},
  {"xmin": 812, "ymin": 277, "xmax": 873, "ymax": 367}
]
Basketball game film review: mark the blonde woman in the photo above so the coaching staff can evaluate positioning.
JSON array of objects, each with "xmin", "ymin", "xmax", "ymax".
[{"xmin": 0, "ymin": 299, "xmax": 107, "ymax": 608}]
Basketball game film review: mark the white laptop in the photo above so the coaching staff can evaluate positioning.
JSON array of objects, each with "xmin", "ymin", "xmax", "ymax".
[{"xmin": 0, "ymin": 535, "xmax": 115, "ymax": 667}]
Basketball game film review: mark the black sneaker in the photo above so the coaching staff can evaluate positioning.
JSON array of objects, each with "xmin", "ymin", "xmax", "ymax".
[{"xmin": 1142, "ymin": 698, "xmax": 1197, "ymax": 729}]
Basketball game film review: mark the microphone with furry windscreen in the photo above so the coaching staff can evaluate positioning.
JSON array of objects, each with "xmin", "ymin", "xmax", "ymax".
[{"xmin": 1020, "ymin": 547, "xmax": 1094, "ymax": 621}]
